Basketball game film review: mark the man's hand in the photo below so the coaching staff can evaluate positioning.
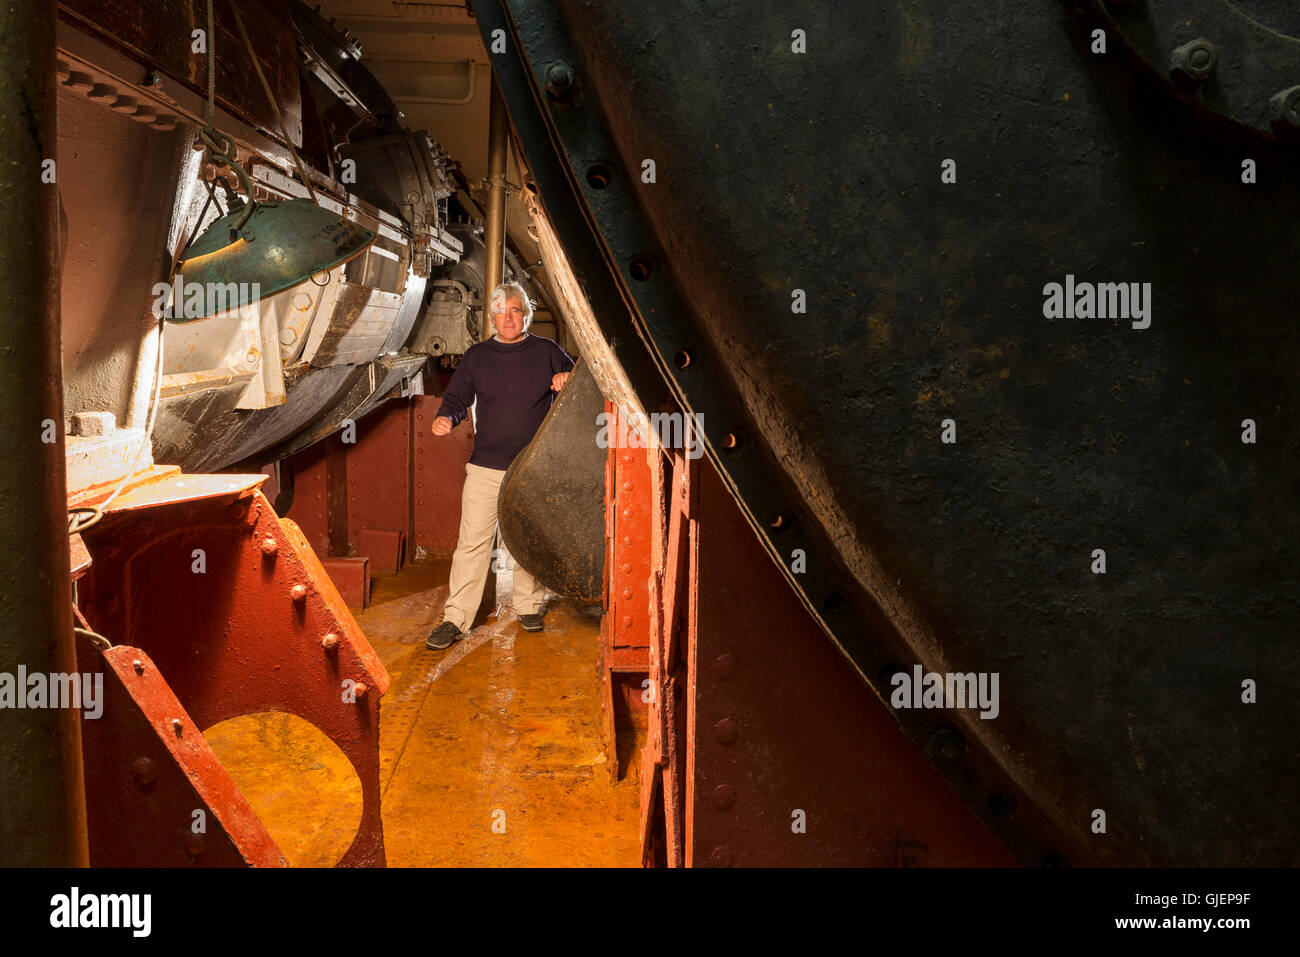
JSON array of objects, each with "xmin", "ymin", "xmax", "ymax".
[
  {"xmin": 431, "ymin": 416, "xmax": 453, "ymax": 436},
  {"xmin": 551, "ymin": 372, "xmax": 571, "ymax": 393}
]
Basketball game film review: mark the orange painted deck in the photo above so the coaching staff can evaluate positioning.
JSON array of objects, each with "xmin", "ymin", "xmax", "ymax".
[{"xmin": 204, "ymin": 560, "xmax": 641, "ymax": 867}]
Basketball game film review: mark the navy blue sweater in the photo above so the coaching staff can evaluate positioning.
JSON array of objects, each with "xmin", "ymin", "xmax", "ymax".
[{"xmin": 435, "ymin": 334, "xmax": 576, "ymax": 470}]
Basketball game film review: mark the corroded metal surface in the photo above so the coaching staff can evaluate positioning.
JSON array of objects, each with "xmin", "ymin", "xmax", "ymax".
[
  {"xmin": 498, "ymin": 359, "xmax": 606, "ymax": 600},
  {"xmin": 76, "ymin": 472, "xmax": 390, "ymax": 866},
  {"xmin": 597, "ymin": 404, "xmax": 652, "ymax": 782},
  {"xmin": 75, "ymin": 641, "xmax": 287, "ymax": 867},
  {"xmin": 689, "ymin": 454, "xmax": 1019, "ymax": 867},
  {"xmin": 482, "ymin": 0, "xmax": 1300, "ymax": 865}
]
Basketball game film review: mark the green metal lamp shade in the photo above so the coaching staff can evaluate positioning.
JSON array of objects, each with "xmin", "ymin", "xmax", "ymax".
[{"xmin": 169, "ymin": 198, "xmax": 376, "ymax": 322}]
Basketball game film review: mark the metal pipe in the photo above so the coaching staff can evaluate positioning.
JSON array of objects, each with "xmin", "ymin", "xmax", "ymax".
[
  {"xmin": 0, "ymin": 0, "xmax": 89, "ymax": 866},
  {"xmin": 483, "ymin": 76, "xmax": 509, "ymax": 339}
]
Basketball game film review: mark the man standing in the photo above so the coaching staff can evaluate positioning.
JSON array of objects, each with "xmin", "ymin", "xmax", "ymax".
[{"xmin": 426, "ymin": 280, "xmax": 574, "ymax": 649}]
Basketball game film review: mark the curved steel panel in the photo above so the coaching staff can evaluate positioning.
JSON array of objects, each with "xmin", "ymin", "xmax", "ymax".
[
  {"xmin": 499, "ymin": 359, "xmax": 606, "ymax": 601},
  {"xmin": 482, "ymin": 0, "xmax": 1300, "ymax": 865}
]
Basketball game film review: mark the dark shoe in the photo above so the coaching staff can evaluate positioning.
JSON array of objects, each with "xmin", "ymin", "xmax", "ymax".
[
  {"xmin": 518, "ymin": 613, "xmax": 544, "ymax": 632},
  {"xmin": 426, "ymin": 621, "xmax": 462, "ymax": 650}
]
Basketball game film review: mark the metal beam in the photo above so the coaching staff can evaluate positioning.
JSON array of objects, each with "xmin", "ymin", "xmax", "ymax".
[
  {"xmin": 0, "ymin": 0, "xmax": 89, "ymax": 866},
  {"xmin": 482, "ymin": 77, "xmax": 509, "ymax": 336}
]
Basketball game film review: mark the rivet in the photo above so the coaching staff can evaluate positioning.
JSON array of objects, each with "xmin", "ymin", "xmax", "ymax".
[
  {"xmin": 926, "ymin": 726, "xmax": 965, "ymax": 761},
  {"xmin": 321, "ymin": 633, "xmax": 339, "ymax": 651},
  {"xmin": 260, "ymin": 537, "xmax": 278, "ymax": 556},
  {"xmin": 711, "ymin": 784, "xmax": 736, "ymax": 810},
  {"xmin": 182, "ymin": 831, "xmax": 207, "ymax": 858},
  {"xmin": 707, "ymin": 844, "xmax": 733, "ymax": 867},
  {"xmin": 129, "ymin": 756, "xmax": 156, "ymax": 786},
  {"xmin": 622, "ymin": 587, "xmax": 633, "ymax": 600},
  {"xmin": 714, "ymin": 717, "xmax": 738, "ymax": 745},
  {"xmin": 712, "ymin": 654, "xmax": 736, "ymax": 679},
  {"xmin": 354, "ymin": 682, "xmax": 369, "ymax": 700},
  {"xmin": 621, "ymin": 616, "xmax": 633, "ymax": 629},
  {"xmin": 290, "ymin": 584, "xmax": 308, "ymax": 602},
  {"xmin": 987, "ymin": 793, "xmax": 1017, "ymax": 817},
  {"xmin": 171, "ymin": 718, "xmax": 183, "ymax": 735},
  {"xmin": 132, "ymin": 659, "xmax": 144, "ymax": 674}
]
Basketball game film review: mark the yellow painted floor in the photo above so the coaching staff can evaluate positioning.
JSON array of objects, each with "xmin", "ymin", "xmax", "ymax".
[{"xmin": 206, "ymin": 559, "xmax": 642, "ymax": 867}]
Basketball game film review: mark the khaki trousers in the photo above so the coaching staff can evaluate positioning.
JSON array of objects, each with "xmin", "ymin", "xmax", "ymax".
[{"xmin": 442, "ymin": 462, "xmax": 547, "ymax": 630}]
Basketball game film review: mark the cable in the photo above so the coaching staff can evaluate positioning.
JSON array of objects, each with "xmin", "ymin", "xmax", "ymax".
[
  {"xmin": 205, "ymin": 0, "xmax": 214, "ymax": 127},
  {"xmin": 72, "ymin": 603, "xmax": 112, "ymax": 652},
  {"xmin": 74, "ymin": 627, "xmax": 113, "ymax": 652},
  {"xmin": 230, "ymin": 3, "xmax": 319, "ymax": 202}
]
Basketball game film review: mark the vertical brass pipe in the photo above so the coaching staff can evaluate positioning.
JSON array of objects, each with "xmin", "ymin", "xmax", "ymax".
[
  {"xmin": 0, "ymin": 0, "xmax": 89, "ymax": 865},
  {"xmin": 483, "ymin": 76, "xmax": 509, "ymax": 339}
]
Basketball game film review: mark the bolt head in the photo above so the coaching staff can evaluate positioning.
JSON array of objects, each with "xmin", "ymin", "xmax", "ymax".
[
  {"xmin": 132, "ymin": 659, "xmax": 145, "ymax": 674},
  {"xmin": 544, "ymin": 61, "xmax": 575, "ymax": 96},
  {"xmin": 260, "ymin": 537, "xmax": 278, "ymax": 556},
  {"xmin": 1270, "ymin": 86, "xmax": 1300, "ymax": 130},
  {"xmin": 290, "ymin": 584, "xmax": 308, "ymax": 602},
  {"xmin": 1169, "ymin": 38, "xmax": 1218, "ymax": 86}
]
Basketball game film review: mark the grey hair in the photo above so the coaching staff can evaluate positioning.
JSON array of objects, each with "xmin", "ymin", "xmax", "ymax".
[{"xmin": 489, "ymin": 281, "xmax": 534, "ymax": 329}]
